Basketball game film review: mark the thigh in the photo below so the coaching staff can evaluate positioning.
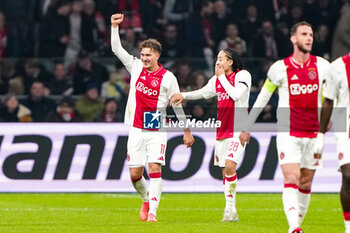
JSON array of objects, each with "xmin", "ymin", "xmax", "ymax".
[
  {"xmin": 127, "ymin": 127, "xmax": 147, "ymax": 167},
  {"xmin": 281, "ymin": 163, "xmax": 300, "ymax": 184}
]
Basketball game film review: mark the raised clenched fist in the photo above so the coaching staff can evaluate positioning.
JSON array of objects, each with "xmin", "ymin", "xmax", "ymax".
[{"xmin": 111, "ymin": 13, "xmax": 124, "ymax": 28}]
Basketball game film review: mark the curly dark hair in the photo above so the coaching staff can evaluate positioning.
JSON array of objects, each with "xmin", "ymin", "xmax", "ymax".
[{"xmin": 222, "ymin": 48, "xmax": 244, "ymax": 72}]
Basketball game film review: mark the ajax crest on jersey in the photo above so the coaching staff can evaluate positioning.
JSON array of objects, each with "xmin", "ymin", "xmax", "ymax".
[
  {"xmin": 308, "ymin": 71, "xmax": 317, "ymax": 80},
  {"xmin": 143, "ymin": 111, "xmax": 161, "ymax": 129},
  {"xmin": 151, "ymin": 80, "xmax": 159, "ymax": 87}
]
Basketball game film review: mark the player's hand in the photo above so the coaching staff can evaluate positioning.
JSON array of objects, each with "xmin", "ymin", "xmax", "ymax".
[
  {"xmin": 60, "ymin": 35, "xmax": 69, "ymax": 44},
  {"xmin": 239, "ymin": 131, "xmax": 250, "ymax": 147},
  {"xmin": 215, "ymin": 64, "xmax": 225, "ymax": 77},
  {"xmin": 183, "ymin": 129, "xmax": 195, "ymax": 148},
  {"xmin": 313, "ymin": 132, "xmax": 324, "ymax": 159},
  {"xmin": 170, "ymin": 93, "xmax": 184, "ymax": 106},
  {"xmin": 111, "ymin": 13, "xmax": 124, "ymax": 28}
]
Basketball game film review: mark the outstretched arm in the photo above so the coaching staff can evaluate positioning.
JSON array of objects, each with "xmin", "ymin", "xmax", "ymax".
[
  {"xmin": 243, "ymin": 79, "xmax": 276, "ymax": 132},
  {"xmin": 239, "ymin": 78, "xmax": 276, "ymax": 145},
  {"xmin": 170, "ymin": 76, "xmax": 217, "ymax": 106},
  {"xmin": 110, "ymin": 13, "xmax": 134, "ymax": 71}
]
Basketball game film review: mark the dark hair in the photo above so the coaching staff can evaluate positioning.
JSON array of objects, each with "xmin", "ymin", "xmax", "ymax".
[
  {"xmin": 59, "ymin": 96, "xmax": 74, "ymax": 107},
  {"xmin": 222, "ymin": 48, "xmax": 244, "ymax": 72},
  {"xmin": 290, "ymin": 21, "xmax": 312, "ymax": 36},
  {"xmin": 139, "ymin": 39, "xmax": 162, "ymax": 55}
]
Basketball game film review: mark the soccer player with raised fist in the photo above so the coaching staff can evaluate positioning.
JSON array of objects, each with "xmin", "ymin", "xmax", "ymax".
[{"xmin": 111, "ymin": 13, "xmax": 194, "ymax": 222}]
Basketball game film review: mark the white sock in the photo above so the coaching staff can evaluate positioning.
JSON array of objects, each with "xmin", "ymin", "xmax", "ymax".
[
  {"xmin": 149, "ymin": 172, "xmax": 162, "ymax": 215},
  {"xmin": 343, "ymin": 212, "xmax": 350, "ymax": 233},
  {"xmin": 283, "ymin": 184, "xmax": 299, "ymax": 230},
  {"xmin": 345, "ymin": 220, "xmax": 350, "ymax": 233},
  {"xmin": 224, "ymin": 173, "xmax": 237, "ymax": 211},
  {"xmin": 131, "ymin": 176, "xmax": 148, "ymax": 203},
  {"xmin": 297, "ymin": 188, "xmax": 311, "ymax": 225}
]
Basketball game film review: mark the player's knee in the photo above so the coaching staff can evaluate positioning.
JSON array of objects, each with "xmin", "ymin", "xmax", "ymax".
[
  {"xmin": 284, "ymin": 174, "xmax": 299, "ymax": 185},
  {"xmin": 148, "ymin": 163, "xmax": 161, "ymax": 174},
  {"xmin": 225, "ymin": 163, "xmax": 236, "ymax": 175},
  {"xmin": 130, "ymin": 174, "xmax": 142, "ymax": 182},
  {"xmin": 129, "ymin": 168, "xmax": 144, "ymax": 181},
  {"xmin": 299, "ymin": 180, "xmax": 312, "ymax": 191}
]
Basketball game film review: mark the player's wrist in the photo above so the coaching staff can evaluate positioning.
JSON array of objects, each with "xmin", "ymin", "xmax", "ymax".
[
  {"xmin": 316, "ymin": 132, "xmax": 324, "ymax": 141},
  {"xmin": 183, "ymin": 128, "xmax": 191, "ymax": 134}
]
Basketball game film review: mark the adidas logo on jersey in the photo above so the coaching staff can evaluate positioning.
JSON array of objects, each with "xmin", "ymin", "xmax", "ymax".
[
  {"xmin": 291, "ymin": 75, "xmax": 299, "ymax": 80},
  {"xmin": 158, "ymin": 156, "xmax": 164, "ymax": 161},
  {"xmin": 217, "ymin": 84, "xmax": 221, "ymax": 88},
  {"xmin": 140, "ymin": 76, "xmax": 146, "ymax": 80}
]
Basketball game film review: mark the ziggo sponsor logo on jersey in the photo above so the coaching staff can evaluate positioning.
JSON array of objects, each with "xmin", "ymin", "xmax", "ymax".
[
  {"xmin": 136, "ymin": 81, "xmax": 158, "ymax": 96},
  {"xmin": 290, "ymin": 83, "xmax": 318, "ymax": 95},
  {"xmin": 217, "ymin": 92, "xmax": 230, "ymax": 101}
]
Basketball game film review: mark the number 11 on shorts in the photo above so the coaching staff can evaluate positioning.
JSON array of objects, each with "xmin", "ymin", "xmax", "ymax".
[{"xmin": 160, "ymin": 144, "xmax": 166, "ymax": 155}]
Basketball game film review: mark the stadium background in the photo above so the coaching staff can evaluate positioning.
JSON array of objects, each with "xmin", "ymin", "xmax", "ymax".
[{"xmin": 0, "ymin": 0, "xmax": 348, "ymax": 232}]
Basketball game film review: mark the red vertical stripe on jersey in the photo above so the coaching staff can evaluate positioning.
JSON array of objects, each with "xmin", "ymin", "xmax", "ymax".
[
  {"xmin": 342, "ymin": 54, "xmax": 350, "ymax": 138},
  {"xmin": 216, "ymin": 72, "xmax": 236, "ymax": 139},
  {"xmin": 133, "ymin": 65, "xmax": 167, "ymax": 130},
  {"xmin": 284, "ymin": 55, "xmax": 319, "ymax": 138}
]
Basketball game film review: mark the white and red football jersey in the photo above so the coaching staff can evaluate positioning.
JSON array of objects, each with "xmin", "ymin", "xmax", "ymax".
[
  {"xmin": 111, "ymin": 27, "xmax": 186, "ymax": 130},
  {"xmin": 268, "ymin": 54, "xmax": 330, "ymax": 138},
  {"xmin": 182, "ymin": 70, "xmax": 251, "ymax": 139},
  {"xmin": 323, "ymin": 53, "xmax": 350, "ymax": 137}
]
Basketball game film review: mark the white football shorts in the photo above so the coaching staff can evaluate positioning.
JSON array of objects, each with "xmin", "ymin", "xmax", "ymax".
[
  {"xmin": 276, "ymin": 133, "xmax": 322, "ymax": 170},
  {"xmin": 127, "ymin": 126, "xmax": 167, "ymax": 167},
  {"xmin": 335, "ymin": 133, "xmax": 350, "ymax": 169},
  {"xmin": 214, "ymin": 135, "xmax": 246, "ymax": 167}
]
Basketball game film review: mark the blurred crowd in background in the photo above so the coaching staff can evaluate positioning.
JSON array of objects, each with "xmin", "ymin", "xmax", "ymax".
[{"xmin": 0, "ymin": 0, "xmax": 349, "ymax": 123}]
